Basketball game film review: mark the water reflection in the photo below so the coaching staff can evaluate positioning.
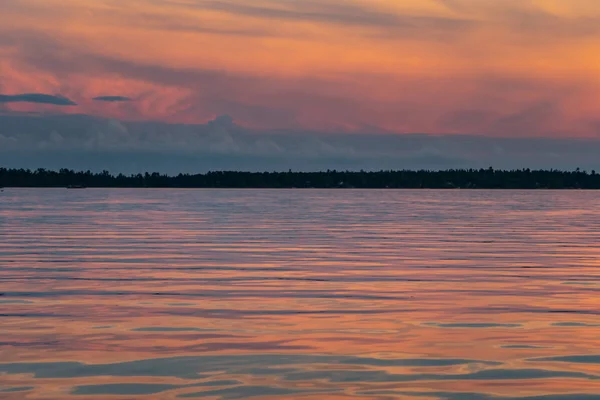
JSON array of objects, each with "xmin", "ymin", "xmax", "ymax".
[{"xmin": 1, "ymin": 189, "xmax": 600, "ymax": 398}]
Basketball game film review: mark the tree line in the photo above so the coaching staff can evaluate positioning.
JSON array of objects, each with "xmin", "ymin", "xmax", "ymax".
[{"xmin": 1, "ymin": 167, "xmax": 600, "ymax": 189}]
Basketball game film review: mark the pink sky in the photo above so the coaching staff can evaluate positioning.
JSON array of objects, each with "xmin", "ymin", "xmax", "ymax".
[{"xmin": 1, "ymin": 0, "xmax": 599, "ymax": 136}]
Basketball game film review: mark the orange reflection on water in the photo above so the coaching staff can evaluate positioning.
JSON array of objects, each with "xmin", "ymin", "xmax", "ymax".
[{"xmin": 2, "ymin": 189, "xmax": 600, "ymax": 399}]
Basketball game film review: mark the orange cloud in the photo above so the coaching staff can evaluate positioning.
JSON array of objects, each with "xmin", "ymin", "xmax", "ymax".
[{"xmin": 1, "ymin": 0, "xmax": 599, "ymax": 136}]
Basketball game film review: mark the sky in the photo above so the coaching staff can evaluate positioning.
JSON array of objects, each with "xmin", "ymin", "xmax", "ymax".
[{"xmin": 1, "ymin": 0, "xmax": 600, "ymax": 172}]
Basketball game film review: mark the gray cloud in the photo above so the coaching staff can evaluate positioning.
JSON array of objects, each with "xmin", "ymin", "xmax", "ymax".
[
  {"xmin": 434, "ymin": 0, "xmax": 600, "ymax": 39},
  {"xmin": 186, "ymin": 0, "xmax": 474, "ymax": 38},
  {"xmin": 108, "ymin": 9, "xmax": 282, "ymax": 37},
  {"xmin": 93, "ymin": 96, "xmax": 132, "ymax": 102},
  {"xmin": 195, "ymin": 0, "xmax": 402, "ymax": 27},
  {"xmin": 1, "ymin": 113, "xmax": 599, "ymax": 174},
  {"xmin": 489, "ymin": 102, "xmax": 562, "ymax": 136},
  {"xmin": 0, "ymin": 93, "xmax": 77, "ymax": 106},
  {"xmin": 1, "ymin": 0, "xmax": 471, "ymax": 43},
  {"xmin": 7, "ymin": 32, "xmax": 235, "ymax": 89},
  {"xmin": 173, "ymin": 0, "xmax": 600, "ymax": 41}
]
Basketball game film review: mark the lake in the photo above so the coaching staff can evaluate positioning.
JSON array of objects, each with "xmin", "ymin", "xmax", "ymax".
[{"xmin": 1, "ymin": 189, "xmax": 600, "ymax": 399}]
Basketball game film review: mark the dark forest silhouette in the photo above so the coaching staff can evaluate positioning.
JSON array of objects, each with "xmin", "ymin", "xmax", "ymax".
[{"xmin": 1, "ymin": 167, "xmax": 600, "ymax": 189}]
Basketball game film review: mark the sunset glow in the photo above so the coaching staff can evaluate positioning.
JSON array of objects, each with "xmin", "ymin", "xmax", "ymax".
[{"xmin": 2, "ymin": 0, "xmax": 599, "ymax": 136}]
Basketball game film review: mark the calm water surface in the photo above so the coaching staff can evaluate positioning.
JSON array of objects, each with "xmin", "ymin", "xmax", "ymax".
[{"xmin": 1, "ymin": 189, "xmax": 600, "ymax": 399}]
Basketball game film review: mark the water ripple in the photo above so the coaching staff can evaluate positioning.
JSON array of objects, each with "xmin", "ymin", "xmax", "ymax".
[{"xmin": 2, "ymin": 189, "xmax": 600, "ymax": 398}]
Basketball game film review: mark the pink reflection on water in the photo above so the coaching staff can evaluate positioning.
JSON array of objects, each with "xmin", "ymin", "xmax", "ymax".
[{"xmin": 1, "ymin": 189, "xmax": 600, "ymax": 398}]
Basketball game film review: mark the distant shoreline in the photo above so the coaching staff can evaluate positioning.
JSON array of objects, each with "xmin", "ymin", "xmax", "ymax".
[{"xmin": 2, "ymin": 167, "xmax": 600, "ymax": 189}]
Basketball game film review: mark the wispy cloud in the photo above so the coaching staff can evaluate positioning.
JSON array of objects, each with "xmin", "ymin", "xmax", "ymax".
[
  {"xmin": 182, "ymin": 0, "xmax": 474, "ymax": 38},
  {"xmin": 0, "ymin": 93, "xmax": 77, "ymax": 106},
  {"xmin": 93, "ymin": 96, "xmax": 132, "ymax": 102},
  {"xmin": 434, "ymin": 0, "xmax": 600, "ymax": 39}
]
